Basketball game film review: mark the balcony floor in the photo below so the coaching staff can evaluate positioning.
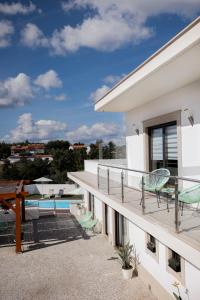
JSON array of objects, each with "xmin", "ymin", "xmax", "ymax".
[{"xmin": 69, "ymin": 171, "xmax": 200, "ymax": 251}]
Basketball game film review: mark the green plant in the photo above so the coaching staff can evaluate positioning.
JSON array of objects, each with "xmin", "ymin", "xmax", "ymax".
[
  {"xmin": 116, "ymin": 242, "xmax": 133, "ymax": 270},
  {"xmin": 172, "ymin": 281, "xmax": 182, "ymax": 300},
  {"xmin": 116, "ymin": 242, "xmax": 140, "ymax": 273}
]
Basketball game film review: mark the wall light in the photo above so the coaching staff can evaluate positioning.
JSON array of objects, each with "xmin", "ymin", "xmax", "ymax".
[
  {"xmin": 132, "ymin": 123, "xmax": 140, "ymax": 136},
  {"xmin": 184, "ymin": 109, "xmax": 194, "ymax": 127}
]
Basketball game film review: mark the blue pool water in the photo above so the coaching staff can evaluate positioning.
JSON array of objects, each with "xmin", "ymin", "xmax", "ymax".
[{"xmin": 25, "ymin": 199, "xmax": 81, "ymax": 209}]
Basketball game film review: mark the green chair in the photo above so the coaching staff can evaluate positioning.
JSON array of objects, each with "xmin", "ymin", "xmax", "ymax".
[
  {"xmin": 79, "ymin": 211, "xmax": 92, "ymax": 225},
  {"xmin": 82, "ymin": 219, "xmax": 97, "ymax": 231},
  {"xmin": 179, "ymin": 184, "xmax": 200, "ymax": 215},
  {"xmin": 140, "ymin": 168, "xmax": 170, "ymax": 207}
]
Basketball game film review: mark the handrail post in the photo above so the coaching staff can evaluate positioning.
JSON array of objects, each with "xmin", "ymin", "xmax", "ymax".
[
  {"xmin": 175, "ymin": 178, "xmax": 180, "ymax": 233},
  {"xmin": 97, "ymin": 166, "xmax": 100, "ymax": 189},
  {"xmin": 121, "ymin": 170, "xmax": 124, "ymax": 203},
  {"xmin": 142, "ymin": 175, "xmax": 145, "ymax": 214},
  {"xmin": 107, "ymin": 168, "xmax": 110, "ymax": 195}
]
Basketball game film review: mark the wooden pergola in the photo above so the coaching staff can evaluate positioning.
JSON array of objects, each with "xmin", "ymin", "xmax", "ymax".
[{"xmin": 0, "ymin": 180, "xmax": 28, "ymax": 253}]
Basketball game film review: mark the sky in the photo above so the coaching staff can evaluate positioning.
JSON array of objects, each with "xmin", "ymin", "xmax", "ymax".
[{"xmin": 0, "ymin": 0, "xmax": 200, "ymax": 145}]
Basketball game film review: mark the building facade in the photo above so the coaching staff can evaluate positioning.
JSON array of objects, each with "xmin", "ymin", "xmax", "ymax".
[{"xmin": 68, "ymin": 18, "xmax": 200, "ymax": 300}]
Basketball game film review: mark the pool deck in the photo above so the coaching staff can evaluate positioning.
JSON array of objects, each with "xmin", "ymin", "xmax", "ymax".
[{"xmin": 0, "ymin": 213, "xmax": 155, "ymax": 300}]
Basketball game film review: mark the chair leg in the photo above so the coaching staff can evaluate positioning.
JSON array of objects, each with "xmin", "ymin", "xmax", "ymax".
[
  {"xmin": 167, "ymin": 195, "xmax": 169, "ymax": 212},
  {"xmin": 140, "ymin": 194, "xmax": 144, "ymax": 206},
  {"xmin": 156, "ymin": 191, "xmax": 160, "ymax": 208},
  {"xmin": 181, "ymin": 202, "xmax": 184, "ymax": 216}
]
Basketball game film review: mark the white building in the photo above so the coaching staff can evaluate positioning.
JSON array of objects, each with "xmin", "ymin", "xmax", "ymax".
[{"xmin": 68, "ymin": 17, "xmax": 200, "ymax": 300}]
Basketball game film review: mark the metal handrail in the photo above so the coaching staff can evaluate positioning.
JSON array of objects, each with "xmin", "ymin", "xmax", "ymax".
[
  {"xmin": 97, "ymin": 163, "xmax": 200, "ymax": 234},
  {"xmin": 98, "ymin": 163, "xmax": 200, "ymax": 184}
]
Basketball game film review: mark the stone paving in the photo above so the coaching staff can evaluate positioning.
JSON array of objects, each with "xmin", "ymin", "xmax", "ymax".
[{"xmin": 0, "ymin": 213, "xmax": 156, "ymax": 300}]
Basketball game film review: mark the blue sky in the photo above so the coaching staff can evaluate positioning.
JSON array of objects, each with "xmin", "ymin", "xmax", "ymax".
[{"xmin": 0, "ymin": 1, "xmax": 200, "ymax": 144}]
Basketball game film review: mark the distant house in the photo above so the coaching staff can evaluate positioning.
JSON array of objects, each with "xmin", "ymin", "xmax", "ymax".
[
  {"xmin": 8, "ymin": 154, "xmax": 53, "ymax": 164},
  {"xmin": 11, "ymin": 144, "xmax": 45, "ymax": 156},
  {"xmin": 69, "ymin": 143, "xmax": 87, "ymax": 151}
]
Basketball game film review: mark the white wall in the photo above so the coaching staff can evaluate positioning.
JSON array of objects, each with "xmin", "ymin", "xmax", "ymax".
[
  {"xmin": 94, "ymin": 196, "xmax": 103, "ymax": 222},
  {"xmin": 25, "ymin": 183, "xmax": 76, "ymax": 195},
  {"xmin": 84, "ymin": 159, "xmax": 127, "ymax": 174},
  {"xmin": 126, "ymin": 218, "xmax": 199, "ymax": 300},
  {"xmin": 80, "ymin": 185, "xmax": 200, "ymax": 300},
  {"xmin": 125, "ymin": 79, "xmax": 200, "ymax": 184}
]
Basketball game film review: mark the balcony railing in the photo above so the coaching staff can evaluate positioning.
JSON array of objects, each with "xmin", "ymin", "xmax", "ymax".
[{"xmin": 97, "ymin": 164, "xmax": 200, "ymax": 235}]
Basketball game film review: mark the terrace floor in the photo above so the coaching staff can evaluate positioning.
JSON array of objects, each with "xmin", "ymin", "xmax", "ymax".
[
  {"xmin": 68, "ymin": 171, "xmax": 200, "ymax": 251},
  {"xmin": 0, "ymin": 213, "xmax": 155, "ymax": 300}
]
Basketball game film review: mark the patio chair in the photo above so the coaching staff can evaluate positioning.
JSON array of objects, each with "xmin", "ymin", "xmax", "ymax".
[
  {"xmin": 81, "ymin": 219, "xmax": 97, "ymax": 231},
  {"xmin": 55, "ymin": 189, "xmax": 64, "ymax": 198},
  {"xmin": 79, "ymin": 211, "xmax": 93, "ymax": 225},
  {"xmin": 140, "ymin": 168, "xmax": 170, "ymax": 207},
  {"xmin": 179, "ymin": 184, "xmax": 200, "ymax": 215}
]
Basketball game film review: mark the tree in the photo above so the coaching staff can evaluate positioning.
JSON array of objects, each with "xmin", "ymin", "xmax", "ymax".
[
  {"xmin": 108, "ymin": 141, "xmax": 116, "ymax": 159},
  {"xmin": 0, "ymin": 142, "xmax": 11, "ymax": 160},
  {"xmin": 89, "ymin": 143, "xmax": 99, "ymax": 159},
  {"xmin": 46, "ymin": 140, "xmax": 70, "ymax": 153}
]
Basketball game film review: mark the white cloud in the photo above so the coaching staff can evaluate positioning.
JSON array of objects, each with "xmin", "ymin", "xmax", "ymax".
[
  {"xmin": 61, "ymin": 0, "xmax": 200, "ymax": 19},
  {"xmin": 90, "ymin": 73, "xmax": 124, "ymax": 102},
  {"xmin": 0, "ymin": 1, "xmax": 38, "ymax": 15},
  {"xmin": 103, "ymin": 74, "xmax": 124, "ymax": 85},
  {"xmin": 54, "ymin": 93, "xmax": 67, "ymax": 101},
  {"xmin": 90, "ymin": 85, "xmax": 110, "ymax": 103},
  {"xmin": 66, "ymin": 122, "xmax": 119, "ymax": 143},
  {"xmin": 0, "ymin": 69, "xmax": 63, "ymax": 107},
  {"xmin": 4, "ymin": 113, "xmax": 67, "ymax": 142},
  {"xmin": 21, "ymin": 23, "xmax": 48, "ymax": 48},
  {"xmin": 34, "ymin": 70, "xmax": 62, "ymax": 90},
  {"xmin": 0, "ymin": 73, "xmax": 33, "ymax": 107},
  {"xmin": 0, "ymin": 20, "xmax": 14, "ymax": 48},
  {"xmin": 61, "ymin": 1, "xmax": 75, "ymax": 12},
  {"xmin": 21, "ymin": 1, "xmax": 200, "ymax": 55}
]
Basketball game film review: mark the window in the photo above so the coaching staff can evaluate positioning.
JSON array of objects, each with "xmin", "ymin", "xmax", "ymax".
[
  {"xmin": 145, "ymin": 233, "xmax": 159, "ymax": 262},
  {"xmin": 149, "ymin": 122, "xmax": 178, "ymax": 176},
  {"xmin": 168, "ymin": 250, "xmax": 181, "ymax": 273},
  {"xmin": 147, "ymin": 234, "xmax": 156, "ymax": 253}
]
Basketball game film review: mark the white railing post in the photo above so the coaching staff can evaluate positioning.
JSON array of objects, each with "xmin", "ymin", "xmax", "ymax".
[
  {"xmin": 107, "ymin": 168, "xmax": 110, "ymax": 195},
  {"xmin": 175, "ymin": 178, "xmax": 180, "ymax": 233},
  {"xmin": 121, "ymin": 170, "xmax": 124, "ymax": 203}
]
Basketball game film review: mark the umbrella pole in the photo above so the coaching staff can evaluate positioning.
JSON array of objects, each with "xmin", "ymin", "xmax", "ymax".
[{"xmin": 42, "ymin": 182, "xmax": 44, "ymax": 199}]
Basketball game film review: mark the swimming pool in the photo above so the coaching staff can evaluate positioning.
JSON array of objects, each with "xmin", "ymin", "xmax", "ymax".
[{"xmin": 25, "ymin": 199, "xmax": 82, "ymax": 209}]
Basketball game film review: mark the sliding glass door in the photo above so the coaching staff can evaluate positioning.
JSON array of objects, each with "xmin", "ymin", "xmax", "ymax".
[
  {"xmin": 115, "ymin": 211, "xmax": 128, "ymax": 247},
  {"xmin": 148, "ymin": 122, "xmax": 178, "ymax": 176}
]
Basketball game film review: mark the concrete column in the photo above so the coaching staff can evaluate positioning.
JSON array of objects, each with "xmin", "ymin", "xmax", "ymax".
[
  {"xmin": 84, "ymin": 190, "xmax": 90, "ymax": 211},
  {"xmin": 110, "ymin": 207, "xmax": 116, "ymax": 247}
]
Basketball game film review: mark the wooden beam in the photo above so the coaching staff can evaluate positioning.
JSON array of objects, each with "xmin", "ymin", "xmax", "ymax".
[
  {"xmin": 15, "ymin": 197, "xmax": 22, "ymax": 253},
  {"xmin": 0, "ymin": 191, "xmax": 28, "ymax": 200}
]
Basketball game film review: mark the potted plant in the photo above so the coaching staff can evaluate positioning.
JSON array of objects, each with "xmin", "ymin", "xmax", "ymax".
[
  {"xmin": 172, "ymin": 281, "xmax": 182, "ymax": 300},
  {"xmin": 116, "ymin": 242, "xmax": 139, "ymax": 280},
  {"xmin": 147, "ymin": 241, "xmax": 156, "ymax": 253}
]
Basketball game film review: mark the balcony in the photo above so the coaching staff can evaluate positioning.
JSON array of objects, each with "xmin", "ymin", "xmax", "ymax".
[{"xmin": 68, "ymin": 161, "xmax": 200, "ymax": 269}]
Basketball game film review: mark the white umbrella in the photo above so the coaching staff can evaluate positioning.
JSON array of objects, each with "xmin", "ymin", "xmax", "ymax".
[{"xmin": 34, "ymin": 177, "xmax": 53, "ymax": 199}]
